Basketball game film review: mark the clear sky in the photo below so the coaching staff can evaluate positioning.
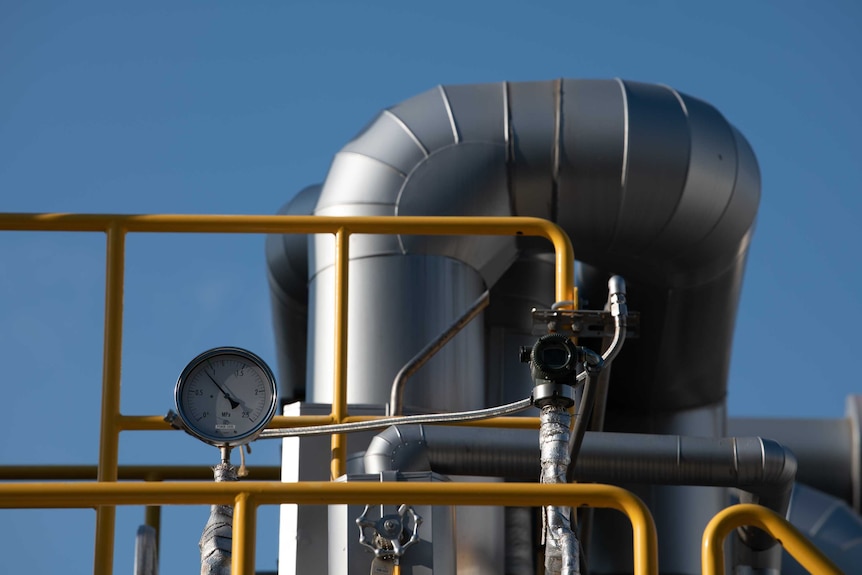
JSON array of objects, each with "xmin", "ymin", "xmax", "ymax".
[{"xmin": 1, "ymin": 2, "xmax": 860, "ymax": 573}]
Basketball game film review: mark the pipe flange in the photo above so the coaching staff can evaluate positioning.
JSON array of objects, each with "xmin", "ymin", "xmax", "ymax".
[{"xmin": 532, "ymin": 382, "xmax": 576, "ymax": 408}]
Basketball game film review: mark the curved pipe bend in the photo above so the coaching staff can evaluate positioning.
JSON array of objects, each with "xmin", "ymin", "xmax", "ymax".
[{"xmin": 271, "ymin": 78, "xmax": 760, "ymax": 412}]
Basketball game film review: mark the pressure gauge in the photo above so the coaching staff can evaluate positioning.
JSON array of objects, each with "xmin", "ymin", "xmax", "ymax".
[{"xmin": 174, "ymin": 347, "xmax": 278, "ymax": 447}]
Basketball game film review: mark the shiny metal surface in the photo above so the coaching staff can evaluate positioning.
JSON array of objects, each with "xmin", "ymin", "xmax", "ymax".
[
  {"xmin": 389, "ymin": 290, "xmax": 490, "ymax": 415},
  {"xmin": 730, "ymin": 416, "xmax": 855, "ymax": 507},
  {"xmin": 265, "ymin": 184, "xmax": 321, "ymax": 400},
  {"xmin": 288, "ymin": 77, "xmax": 760, "ymax": 420},
  {"xmin": 266, "ymin": 78, "xmax": 762, "ymax": 573},
  {"xmin": 308, "ymin": 255, "xmax": 487, "ymax": 410}
]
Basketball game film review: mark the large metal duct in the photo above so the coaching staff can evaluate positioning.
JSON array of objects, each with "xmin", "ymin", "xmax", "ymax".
[
  {"xmin": 265, "ymin": 184, "xmax": 321, "ymax": 402},
  {"xmin": 272, "ymin": 78, "xmax": 761, "ymax": 415}
]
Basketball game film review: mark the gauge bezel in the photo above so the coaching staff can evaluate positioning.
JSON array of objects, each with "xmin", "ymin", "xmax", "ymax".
[{"xmin": 174, "ymin": 346, "xmax": 278, "ymax": 447}]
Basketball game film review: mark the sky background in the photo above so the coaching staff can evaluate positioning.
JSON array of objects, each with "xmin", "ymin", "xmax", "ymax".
[{"xmin": 1, "ymin": 1, "xmax": 860, "ymax": 573}]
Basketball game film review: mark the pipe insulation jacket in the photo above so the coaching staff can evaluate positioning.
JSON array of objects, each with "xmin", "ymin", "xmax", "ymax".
[
  {"xmin": 267, "ymin": 78, "xmax": 761, "ymax": 413},
  {"xmin": 199, "ymin": 462, "xmax": 238, "ymax": 575},
  {"xmin": 540, "ymin": 405, "xmax": 579, "ymax": 575}
]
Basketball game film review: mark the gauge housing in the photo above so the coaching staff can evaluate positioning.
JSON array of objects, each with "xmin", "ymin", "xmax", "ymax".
[{"xmin": 174, "ymin": 347, "xmax": 278, "ymax": 447}]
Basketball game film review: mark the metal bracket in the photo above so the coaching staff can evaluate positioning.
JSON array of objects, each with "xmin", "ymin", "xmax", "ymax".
[{"xmin": 531, "ymin": 308, "xmax": 640, "ymax": 338}]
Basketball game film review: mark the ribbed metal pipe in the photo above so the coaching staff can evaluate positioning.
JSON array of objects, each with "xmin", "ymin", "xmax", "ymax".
[{"xmin": 364, "ymin": 425, "xmax": 797, "ymax": 517}]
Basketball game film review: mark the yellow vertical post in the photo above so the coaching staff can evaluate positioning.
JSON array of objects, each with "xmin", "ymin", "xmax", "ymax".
[
  {"xmin": 330, "ymin": 227, "xmax": 350, "ymax": 479},
  {"xmin": 232, "ymin": 493, "xmax": 257, "ymax": 575},
  {"xmin": 94, "ymin": 223, "xmax": 126, "ymax": 575}
]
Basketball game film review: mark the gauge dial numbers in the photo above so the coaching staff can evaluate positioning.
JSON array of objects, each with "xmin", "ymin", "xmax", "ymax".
[{"xmin": 174, "ymin": 347, "xmax": 278, "ymax": 447}]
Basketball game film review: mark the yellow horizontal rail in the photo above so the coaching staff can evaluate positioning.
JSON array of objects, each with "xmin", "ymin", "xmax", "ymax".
[
  {"xmin": 0, "ymin": 481, "xmax": 657, "ymax": 575},
  {"xmin": 0, "ymin": 465, "xmax": 281, "ymax": 482},
  {"xmin": 702, "ymin": 503, "xmax": 843, "ymax": 575}
]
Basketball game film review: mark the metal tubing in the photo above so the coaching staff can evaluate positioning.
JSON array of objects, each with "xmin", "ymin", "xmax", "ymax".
[
  {"xmin": 0, "ymin": 481, "xmax": 657, "ymax": 575},
  {"xmin": 259, "ymin": 397, "xmax": 532, "ymax": 439},
  {"xmin": 701, "ymin": 504, "xmax": 843, "ymax": 575},
  {"xmin": 389, "ymin": 289, "xmax": 490, "ymax": 415},
  {"xmin": 95, "ymin": 224, "xmax": 126, "ymax": 575}
]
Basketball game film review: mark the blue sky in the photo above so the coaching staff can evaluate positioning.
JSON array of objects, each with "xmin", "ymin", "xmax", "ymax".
[{"xmin": 1, "ymin": 2, "xmax": 860, "ymax": 573}]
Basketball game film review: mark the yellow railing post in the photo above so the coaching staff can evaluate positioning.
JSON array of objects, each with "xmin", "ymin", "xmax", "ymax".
[
  {"xmin": 702, "ymin": 503, "xmax": 843, "ymax": 575},
  {"xmin": 94, "ymin": 223, "xmax": 126, "ymax": 575},
  {"xmin": 232, "ymin": 492, "xmax": 258, "ymax": 575},
  {"xmin": 331, "ymin": 226, "xmax": 350, "ymax": 479}
]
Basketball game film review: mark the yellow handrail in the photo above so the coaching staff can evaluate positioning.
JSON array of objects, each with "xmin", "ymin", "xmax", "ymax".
[
  {"xmin": 701, "ymin": 503, "xmax": 844, "ymax": 575},
  {"xmin": 0, "ymin": 212, "xmax": 578, "ymax": 575},
  {"xmin": 0, "ymin": 481, "xmax": 658, "ymax": 575}
]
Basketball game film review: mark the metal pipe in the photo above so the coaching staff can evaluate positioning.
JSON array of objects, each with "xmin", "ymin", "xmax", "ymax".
[
  {"xmin": 364, "ymin": 425, "xmax": 797, "ymax": 532},
  {"xmin": 258, "ymin": 397, "xmax": 532, "ymax": 439},
  {"xmin": 134, "ymin": 525, "xmax": 158, "ymax": 575},
  {"xmin": 285, "ymin": 79, "xmax": 760, "ymax": 418},
  {"xmin": 389, "ymin": 290, "xmax": 490, "ymax": 415}
]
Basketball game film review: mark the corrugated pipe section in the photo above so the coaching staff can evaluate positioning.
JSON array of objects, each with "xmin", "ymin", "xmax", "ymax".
[{"xmin": 363, "ymin": 424, "xmax": 796, "ymax": 532}]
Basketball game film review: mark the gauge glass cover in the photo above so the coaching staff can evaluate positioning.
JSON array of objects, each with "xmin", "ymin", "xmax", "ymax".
[{"xmin": 175, "ymin": 347, "xmax": 278, "ymax": 447}]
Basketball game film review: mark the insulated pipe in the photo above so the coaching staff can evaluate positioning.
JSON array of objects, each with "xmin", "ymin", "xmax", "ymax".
[
  {"xmin": 293, "ymin": 78, "xmax": 760, "ymax": 414},
  {"xmin": 363, "ymin": 425, "xmax": 797, "ymax": 517},
  {"xmin": 265, "ymin": 184, "xmax": 321, "ymax": 401}
]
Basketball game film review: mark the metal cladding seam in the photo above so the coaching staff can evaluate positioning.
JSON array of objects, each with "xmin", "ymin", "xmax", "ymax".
[{"xmin": 273, "ymin": 78, "xmax": 761, "ymax": 413}]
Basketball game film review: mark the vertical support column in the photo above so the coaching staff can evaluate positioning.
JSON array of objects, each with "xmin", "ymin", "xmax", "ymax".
[
  {"xmin": 94, "ymin": 223, "xmax": 126, "ymax": 575},
  {"xmin": 233, "ymin": 493, "xmax": 258, "ymax": 575},
  {"xmin": 331, "ymin": 227, "xmax": 350, "ymax": 479}
]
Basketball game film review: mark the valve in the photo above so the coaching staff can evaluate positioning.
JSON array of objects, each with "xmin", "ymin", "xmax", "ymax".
[{"xmin": 356, "ymin": 503, "xmax": 422, "ymax": 570}]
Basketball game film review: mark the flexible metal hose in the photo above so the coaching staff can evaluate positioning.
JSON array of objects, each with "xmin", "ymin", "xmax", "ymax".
[{"xmin": 258, "ymin": 397, "xmax": 533, "ymax": 439}]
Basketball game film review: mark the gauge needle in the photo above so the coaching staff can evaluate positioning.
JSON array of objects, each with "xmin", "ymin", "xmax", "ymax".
[
  {"xmin": 219, "ymin": 381, "xmax": 256, "ymax": 421},
  {"xmin": 203, "ymin": 369, "xmax": 240, "ymax": 409}
]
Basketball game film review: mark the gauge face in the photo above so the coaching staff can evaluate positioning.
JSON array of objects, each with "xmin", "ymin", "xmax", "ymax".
[{"xmin": 175, "ymin": 347, "xmax": 278, "ymax": 447}]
